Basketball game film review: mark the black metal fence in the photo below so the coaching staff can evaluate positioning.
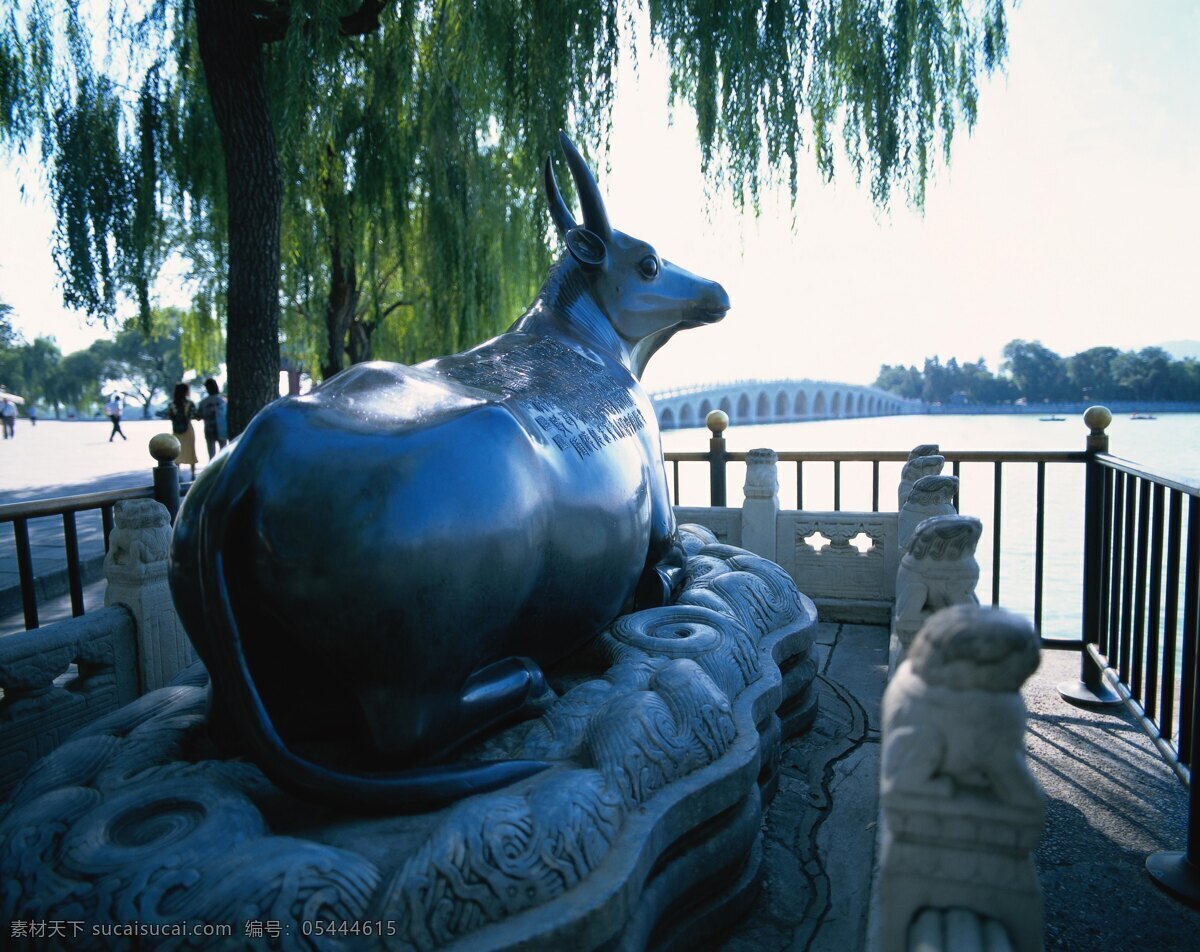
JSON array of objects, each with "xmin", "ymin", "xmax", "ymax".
[
  {"xmin": 1084, "ymin": 456, "xmax": 1200, "ymax": 765},
  {"xmin": 666, "ymin": 406, "xmax": 1200, "ymax": 903},
  {"xmin": 1082, "ymin": 449, "xmax": 1200, "ymax": 903},
  {"xmin": 666, "ymin": 430, "xmax": 1086, "ymax": 640},
  {"xmin": 0, "ymin": 440, "xmax": 183, "ymax": 632}
]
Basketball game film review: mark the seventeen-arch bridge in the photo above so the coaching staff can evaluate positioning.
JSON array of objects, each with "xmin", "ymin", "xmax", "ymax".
[{"xmin": 650, "ymin": 379, "xmax": 920, "ymax": 429}]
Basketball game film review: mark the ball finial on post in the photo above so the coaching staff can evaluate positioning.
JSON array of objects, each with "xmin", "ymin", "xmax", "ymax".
[
  {"xmin": 149, "ymin": 433, "xmax": 181, "ymax": 463},
  {"xmin": 706, "ymin": 409, "xmax": 729, "ymax": 436},
  {"xmin": 706, "ymin": 410, "xmax": 729, "ymax": 507},
  {"xmin": 149, "ymin": 434, "xmax": 182, "ymax": 522},
  {"xmin": 1083, "ymin": 405, "xmax": 1112, "ymax": 454}
]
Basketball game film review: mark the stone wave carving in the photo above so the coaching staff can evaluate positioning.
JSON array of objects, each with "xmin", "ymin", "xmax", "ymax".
[{"xmin": 1, "ymin": 528, "xmax": 818, "ymax": 951}]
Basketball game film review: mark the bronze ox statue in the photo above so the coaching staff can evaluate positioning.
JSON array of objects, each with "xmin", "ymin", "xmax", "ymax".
[{"xmin": 169, "ymin": 134, "xmax": 729, "ymax": 810}]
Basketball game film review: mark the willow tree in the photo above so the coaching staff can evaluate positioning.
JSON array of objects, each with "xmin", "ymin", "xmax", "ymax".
[
  {"xmin": 1, "ymin": 0, "xmax": 1009, "ymax": 432},
  {"xmin": 275, "ymin": 2, "xmax": 621, "ymax": 380}
]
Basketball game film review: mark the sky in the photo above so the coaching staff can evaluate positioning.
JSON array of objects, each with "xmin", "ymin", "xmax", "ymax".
[{"xmin": 1, "ymin": 0, "xmax": 1197, "ymax": 391}]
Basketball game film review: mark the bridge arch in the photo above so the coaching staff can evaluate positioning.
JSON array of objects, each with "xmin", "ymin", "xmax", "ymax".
[{"xmin": 651, "ymin": 382, "xmax": 917, "ymax": 429}]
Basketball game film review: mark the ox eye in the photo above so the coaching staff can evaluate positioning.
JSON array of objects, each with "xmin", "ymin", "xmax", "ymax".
[{"xmin": 639, "ymin": 255, "xmax": 660, "ymax": 279}]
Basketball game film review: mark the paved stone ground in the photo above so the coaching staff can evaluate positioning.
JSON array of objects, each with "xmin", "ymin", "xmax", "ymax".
[
  {"xmin": 1025, "ymin": 649, "xmax": 1200, "ymax": 951},
  {"xmin": 723, "ymin": 622, "xmax": 888, "ymax": 951},
  {"xmin": 721, "ymin": 627, "xmax": 1200, "ymax": 951}
]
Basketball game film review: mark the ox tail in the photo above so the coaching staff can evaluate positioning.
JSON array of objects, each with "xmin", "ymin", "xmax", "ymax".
[{"xmin": 194, "ymin": 480, "xmax": 551, "ymax": 812}]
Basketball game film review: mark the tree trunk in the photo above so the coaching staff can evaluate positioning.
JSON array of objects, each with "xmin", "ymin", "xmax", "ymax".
[
  {"xmin": 347, "ymin": 317, "xmax": 375, "ymax": 365},
  {"xmin": 321, "ymin": 238, "xmax": 358, "ymax": 381},
  {"xmin": 194, "ymin": 0, "xmax": 282, "ymax": 437}
]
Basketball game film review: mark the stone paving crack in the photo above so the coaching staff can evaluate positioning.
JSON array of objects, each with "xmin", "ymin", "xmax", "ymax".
[{"xmin": 793, "ymin": 653, "xmax": 871, "ymax": 949}]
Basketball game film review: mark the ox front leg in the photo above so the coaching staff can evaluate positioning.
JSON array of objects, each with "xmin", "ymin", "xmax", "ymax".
[
  {"xmin": 635, "ymin": 532, "xmax": 688, "ymax": 609},
  {"xmin": 356, "ymin": 657, "xmax": 553, "ymax": 761},
  {"xmin": 459, "ymin": 657, "xmax": 555, "ymax": 737}
]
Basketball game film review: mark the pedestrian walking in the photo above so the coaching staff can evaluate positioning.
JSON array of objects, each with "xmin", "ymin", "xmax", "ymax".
[
  {"xmin": 105, "ymin": 394, "xmax": 127, "ymax": 442},
  {"xmin": 27, "ymin": 404, "xmax": 37, "ymax": 426},
  {"xmin": 169, "ymin": 383, "xmax": 199, "ymax": 478},
  {"xmin": 1, "ymin": 398, "xmax": 16, "ymax": 439},
  {"xmin": 196, "ymin": 378, "xmax": 229, "ymax": 460}
]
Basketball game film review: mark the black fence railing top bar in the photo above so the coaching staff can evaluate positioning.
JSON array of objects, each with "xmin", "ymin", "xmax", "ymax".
[
  {"xmin": 665, "ymin": 447, "xmax": 1088, "ymax": 467},
  {"xmin": 1095, "ymin": 453, "xmax": 1200, "ymax": 498},
  {"xmin": 0, "ymin": 485, "xmax": 156, "ymax": 522}
]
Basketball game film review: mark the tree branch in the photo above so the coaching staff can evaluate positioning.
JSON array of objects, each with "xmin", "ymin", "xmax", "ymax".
[
  {"xmin": 339, "ymin": 0, "xmax": 389, "ymax": 37},
  {"xmin": 251, "ymin": 0, "xmax": 391, "ymax": 44}
]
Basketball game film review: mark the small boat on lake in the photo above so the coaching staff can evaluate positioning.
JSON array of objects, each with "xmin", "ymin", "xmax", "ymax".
[
  {"xmin": 1131, "ymin": 412, "xmax": 1158, "ymax": 420},
  {"xmin": 1038, "ymin": 415, "xmax": 1066, "ymax": 422}
]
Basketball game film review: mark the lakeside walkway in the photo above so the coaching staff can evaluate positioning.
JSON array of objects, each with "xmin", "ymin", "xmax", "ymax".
[{"xmin": 0, "ymin": 419, "xmax": 202, "ymax": 628}]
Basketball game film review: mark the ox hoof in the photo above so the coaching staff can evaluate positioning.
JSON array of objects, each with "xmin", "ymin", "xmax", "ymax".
[{"xmin": 459, "ymin": 656, "xmax": 553, "ymax": 738}]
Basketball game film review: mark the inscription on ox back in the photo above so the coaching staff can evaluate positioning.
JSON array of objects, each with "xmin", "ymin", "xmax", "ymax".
[{"xmin": 440, "ymin": 337, "xmax": 646, "ymax": 459}]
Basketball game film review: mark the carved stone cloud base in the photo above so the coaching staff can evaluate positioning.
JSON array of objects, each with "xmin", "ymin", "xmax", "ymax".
[{"xmin": 0, "ymin": 526, "xmax": 817, "ymax": 951}]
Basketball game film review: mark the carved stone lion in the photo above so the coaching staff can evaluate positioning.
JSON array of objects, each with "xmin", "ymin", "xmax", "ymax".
[
  {"xmin": 898, "ymin": 474, "xmax": 959, "ymax": 554},
  {"xmin": 894, "ymin": 514, "xmax": 982, "ymax": 652},
  {"xmin": 897, "ymin": 454, "xmax": 945, "ymax": 510},
  {"xmin": 882, "ymin": 604, "xmax": 1042, "ymax": 808},
  {"xmin": 103, "ymin": 499, "xmax": 172, "ymax": 570}
]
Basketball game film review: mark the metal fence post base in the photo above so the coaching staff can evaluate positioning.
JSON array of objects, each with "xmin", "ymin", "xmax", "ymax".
[
  {"xmin": 1058, "ymin": 645, "xmax": 1122, "ymax": 706},
  {"xmin": 1147, "ymin": 852, "xmax": 1200, "ymax": 909},
  {"xmin": 1057, "ymin": 678, "xmax": 1122, "ymax": 706}
]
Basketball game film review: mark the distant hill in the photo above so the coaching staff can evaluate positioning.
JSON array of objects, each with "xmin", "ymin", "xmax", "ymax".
[{"xmin": 1159, "ymin": 340, "xmax": 1200, "ymax": 361}]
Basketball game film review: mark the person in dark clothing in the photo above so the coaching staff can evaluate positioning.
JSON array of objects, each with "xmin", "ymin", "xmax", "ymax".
[
  {"xmin": 197, "ymin": 378, "xmax": 229, "ymax": 460},
  {"xmin": 105, "ymin": 395, "xmax": 127, "ymax": 441},
  {"xmin": 169, "ymin": 383, "xmax": 199, "ymax": 478}
]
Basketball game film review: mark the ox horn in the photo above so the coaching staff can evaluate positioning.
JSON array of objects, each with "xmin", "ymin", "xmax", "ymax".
[
  {"xmin": 558, "ymin": 132, "xmax": 612, "ymax": 241},
  {"xmin": 544, "ymin": 158, "xmax": 577, "ymax": 236}
]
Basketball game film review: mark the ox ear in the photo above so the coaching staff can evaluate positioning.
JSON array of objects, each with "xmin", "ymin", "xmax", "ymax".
[{"xmin": 564, "ymin": 226, "xmax": 607, "ymax": 269}]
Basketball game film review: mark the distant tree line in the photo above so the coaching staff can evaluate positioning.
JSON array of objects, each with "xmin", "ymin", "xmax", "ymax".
[
  {"xmin": 0, "ymin": 302, "xmax": 213, "ymax": 418},
  {"xmin": 875, "ymin": 340, "xmax": 1200, "ymax": 405}
]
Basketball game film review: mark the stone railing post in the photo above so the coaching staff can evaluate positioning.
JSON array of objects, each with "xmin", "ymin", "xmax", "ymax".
[
  {"xmin": 741, "ymin": 448, "xmax": 779, "ymax": 561},
  {"xmin": 150, "ymin": 433, "xmax": 182, "ymax": 522},
  {"xmin": 893, "ymin": 514, "xmax": 982, "ymax": 664},
  {"xmin": 879, "ymin": 604, "xmax": 1045, "ymax": 952},
  {"xmin": 898, "ymin": 448, "xmax": 944, "ymax": 511},
  {"xmin": 1058, "ymin": 406, "xmax": 1121, "ymax": 706},
  {"xmin": 707, "ymin": 410, "xmax": 728, "ymax": 507},
  {"xmin": 898, "ymin": 474, "xmax": 959, "ymax": 554},
  {"xmin": 103, "ymin": 498, "xmax": 194, "ymax": 694}
]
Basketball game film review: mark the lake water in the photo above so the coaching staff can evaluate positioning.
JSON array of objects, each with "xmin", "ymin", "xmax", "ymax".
[{"xmin": 662, "ymin": 412, "xmax": 1200, "ymax": 640}]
